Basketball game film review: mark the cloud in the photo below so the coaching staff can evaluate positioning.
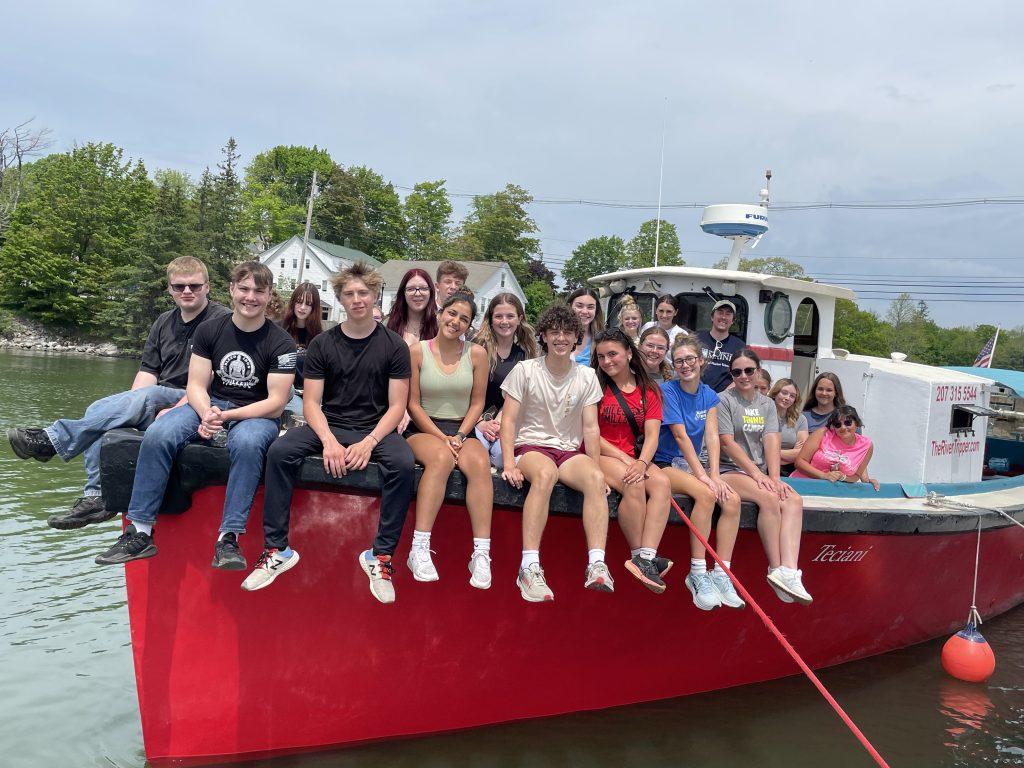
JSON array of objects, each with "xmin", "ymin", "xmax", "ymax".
[{"xmin": 877, "ymin": 85, "xmax": 926, "ymax": 104}]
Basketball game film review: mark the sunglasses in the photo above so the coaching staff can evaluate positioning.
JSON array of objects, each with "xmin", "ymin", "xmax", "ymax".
[
  {"xmin": 672, "ymin": 355, "xmax": 700, "ymax": 368},
  {"xmin": 730, "ymin": 366, "xmax": 757, "ymax": 378},
  {"xmin": 169, "ymin": 283, "xmax": 206, "ymax": 293},
  {"xmin": 836, "ymin": 418, "xmax": 857, "ymax": 428}
]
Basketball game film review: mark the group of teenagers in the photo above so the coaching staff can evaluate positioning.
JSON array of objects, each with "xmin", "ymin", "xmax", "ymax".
[{"xmin": 8, "ymin": 256, "xmax": 879, "ymax": 608}]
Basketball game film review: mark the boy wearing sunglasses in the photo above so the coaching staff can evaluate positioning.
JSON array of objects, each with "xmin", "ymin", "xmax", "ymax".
[
  {"xmin": 697, "ymin": 300, "xmax": 745, "ymax": 393},
  {"xmin": 7, "ymin": 256, "xmax": 228, "ymax": 531}
]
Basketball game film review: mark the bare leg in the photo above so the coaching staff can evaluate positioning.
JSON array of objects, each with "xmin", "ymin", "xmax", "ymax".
[
  {"xmin": 456, "ymin": 439, "xmax": 493, "ymax": 539},
  {"xmin": 517, "ymin": 452, "xmax": 559, "ymax": 550},
  {"xmin": 722, "ymin": 473, "xmax": 782, "ymax": 569},
  {"xmin": 407, "ymin": 434, "xmax": 456, "ymax": 531},
  {"xmin": 663, "ymin": 467, "xmax": 717, "ymax": 560},
  {"xmin": 557, "ymin": 455, "xmax": 609, "ymax": 551},
  {"xmin": 779, "ymin": 492, "xmax": 804, "ymax": 568},
  {"xmin": 639, "ymin": 465, "xmax": 671, "ymax": 551},
  {"xmin": 713, "ymin": 490, "xmax": 741, "ymax": 562},
  {"xmin": 599, "ymin": 456, "xmax": 644, "ymax": 550}
]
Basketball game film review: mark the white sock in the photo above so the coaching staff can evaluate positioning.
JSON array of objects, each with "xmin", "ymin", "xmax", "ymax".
[
  {"xmin": 520, "ymin": 549, "xmax": 540, "ymax": 570},
  {"xmin": 217, "ymin": 531, "xmax": 237, "ymax": 541},
  {"xmin": 588, "ymin": 548, "xmax": 605, "ymax": 565},
  {"xmin": 130, "ymin": 520, "xmax": 153, "ymax": 536},
  {"xmin": 714, "ymin": 560, "xmax": 731, "ymax": 573},
  {"xmin": 473, "ymin": 537, "xmax": 490, "ymax": 554},
  {"xmin": 412, "ymin": 530, "xmax": 431, "ymax": 549},
  {"xmin": 630, "ymin": 547, "xmax": 642, "ymax": 559},
  {"xmin": 690, "ymin": 557, "xmax": 707, "ymax": 575},
  {"xmin": 639, "ymin": 547, "xmax": 656, "ymax": 561}
]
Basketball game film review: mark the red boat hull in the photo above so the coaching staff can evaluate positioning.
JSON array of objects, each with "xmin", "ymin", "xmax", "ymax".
[{"xmin": 125, "ymin": 486, "xmax": 1024, "ymax": 765}]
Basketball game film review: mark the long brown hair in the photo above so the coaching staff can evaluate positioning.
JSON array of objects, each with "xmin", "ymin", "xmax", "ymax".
[
  {"xmin": 472, "ymin": 293, "xmax": 538, "ymax": 374},
  {"xmin": 386, "ymin": 267, "xmax": 438, "ymax": 340},
  {"xmin": 768, "ymin": 378, "xmax": 802, "ymax": 428},
  {"xmin": 591, "ymin": 328, "xmax": 662, "ymax": 403},
  {"xmin": 804, "ymin": 372, "xmax": 846, "ymax": 411},
  {"xmin": 282, "ymin": 282, "xmax": 323, "ymax": 341}
]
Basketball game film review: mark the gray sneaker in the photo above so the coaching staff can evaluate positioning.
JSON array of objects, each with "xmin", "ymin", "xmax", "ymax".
[
  {"xmin": 766, "ymin": 567, "xmax": 795, "ymax": 603},
  {"xmin": 241, "ymin": 548, "xmax": 300, "ymax": 592},
  {"xmin": 709, "ymin": 568, "xmax": 745, "ymax": 609},
  {"xmin": 7, "ymin": 427, "xmax": 57, "ymax": 462},
  {"xmin": 48, "ymin": 496, "xmax": 118, "ymax": 530},
  {"xmin": 517, "ymin": 563, "xmax": 554, "ymax": 602},
  {"xmin": 212, "ymin": 533, "xmax": 247, "ymax": 571},
  {"xmin": 584, "ymin": 561, "xmax": 614, "ymax": 593},
  {"xmin": 359, "ymin": 550, "xmax": 396, "ymax": 604},
  {"xmin": 624, "ymin": 556, "xmax": 666, "ymax": 594},
  {"xmin": 685, "ymin": 571, "xmax": 721, "ymax": 611}
]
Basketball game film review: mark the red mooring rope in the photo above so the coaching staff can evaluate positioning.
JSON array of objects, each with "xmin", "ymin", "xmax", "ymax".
[{"xmin": 669, "ymin": 496, "xmax": 890, "ymax": 768}]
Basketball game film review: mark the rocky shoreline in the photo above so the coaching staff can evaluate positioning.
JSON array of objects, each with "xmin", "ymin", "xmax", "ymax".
[{"xmin": 0, "ymin": 315, "xmax": 126, "ymax": 357}]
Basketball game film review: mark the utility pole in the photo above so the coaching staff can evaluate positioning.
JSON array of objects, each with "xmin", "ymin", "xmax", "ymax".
[{"xmin": 297, "ymin": 168, "xmax": 318, "ymax": 285}]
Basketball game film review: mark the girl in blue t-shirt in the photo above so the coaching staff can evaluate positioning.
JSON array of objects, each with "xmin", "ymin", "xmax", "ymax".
[{"xmin": 655, "ymin": 335, "xmax": 744, "ymax": 612}]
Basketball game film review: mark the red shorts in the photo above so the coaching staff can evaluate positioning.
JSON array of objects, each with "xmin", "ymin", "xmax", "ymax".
[{"xmin": 514, "ymin": 444, "xmax": 584, "ymax": 468}]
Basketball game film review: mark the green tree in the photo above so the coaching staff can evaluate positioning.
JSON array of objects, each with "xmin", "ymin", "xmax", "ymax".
[
  {"xmin": 459, "ymin": 184, "xmax": 540, "ymax": 282},
  {"xmin": 404, "ymin": 179, "xmax": 452, "ymax": 261},
  {"xmin": 350, "ymin": 166, "xmax": 407, "ymax": 261},
  {"xmin": 562, "ymin": 235, "xmax": 626, "ymax": 291},
  {"xmin": 885, "ymin": 292, "xmax": 933, "ymax": 360},
  {"xmin": 244, "ymin": 145, "xmax": 335, "ymax": 248},
  {"xmin": 625, "ymin": 219, "xmax": 683, "ymax": 268},
  {"xmin": 832, "ymin": 298, "xmax": 890, "ymax": 357},
  {"xmin": 312, "ymin": 164, "xmax": 367, "ymax": 248},
  {"xmin": 712, "ymin": 255, "xmax": 809, "ymax": 279},
  {"xmin": 0, "ymin": 143, "xmax": 154, "ymax": 329},
  {"xmin": 196, "ymin": 138, "xmax": 250, "ymax": 294},
  {"xmin": 522, "ymin": 280, "xmax": 557, "ymax": 324},
  {"xmin": 98, "ymin": 170, "xmax": 197, "ymax": 349}
]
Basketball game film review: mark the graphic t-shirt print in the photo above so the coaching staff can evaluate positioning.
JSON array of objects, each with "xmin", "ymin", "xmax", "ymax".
[
  {"xmin": 219, "ymin": 351, "xmax": 259, "ymax": 389},
  {"xmin": 742, "ymin": 407, "xmax": 765, "ymax": 434}
]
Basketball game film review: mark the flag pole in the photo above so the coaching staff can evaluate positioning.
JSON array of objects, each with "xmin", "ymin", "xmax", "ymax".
[{"xmin": 989, "ymin": 327, "xmax": 1001, "ymax": 367}]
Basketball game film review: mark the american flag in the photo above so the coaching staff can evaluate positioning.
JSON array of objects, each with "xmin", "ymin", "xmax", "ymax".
[{"xmin": 973, "ymin": 331, "xmax": 998, "ymax": 368}]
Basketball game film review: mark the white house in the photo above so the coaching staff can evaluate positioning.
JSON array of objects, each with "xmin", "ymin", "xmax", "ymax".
[
  {"xmin": 259, "ymin": 235, "xmax": 380, "ymax": 323},
  {"xmin": 377, "ymin": 260, "xmax": 527, "ymax": 320}
]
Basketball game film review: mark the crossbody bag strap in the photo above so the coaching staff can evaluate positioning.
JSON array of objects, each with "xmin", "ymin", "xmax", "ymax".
[{"xmin": 608, "ymin": 379, "xmax": 643, "ymax": 439}]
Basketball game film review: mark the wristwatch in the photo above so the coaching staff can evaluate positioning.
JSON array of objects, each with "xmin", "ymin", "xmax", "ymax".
[{"xmin": 455, "ymin": 431, "xmax": 466, "ymax": 442}]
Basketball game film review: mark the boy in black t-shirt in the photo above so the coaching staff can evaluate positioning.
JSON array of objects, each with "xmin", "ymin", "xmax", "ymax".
[
  {"xmin": 241, "ymin": 262, "xmax": 414, "ymax": 604},
  {"xmin": 95, "ymin": 262, "xmax": 296, "ymax": 570}
]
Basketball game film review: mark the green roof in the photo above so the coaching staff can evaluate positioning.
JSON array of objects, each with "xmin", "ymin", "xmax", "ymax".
[{"xmin": 309, "ymin": 238, "xmax": 381, "ymax": 268}]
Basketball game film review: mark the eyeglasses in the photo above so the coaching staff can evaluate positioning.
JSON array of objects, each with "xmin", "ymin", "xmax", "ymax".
[
  {"xmin": 836, "ymin": 418, "xmax": 857, "ymax": 428},
  {"xmin": 169, "ymin": 282, "xmax": 206, "ymax": 293},
  {"xmin": 405, "ymin": 286, "xmax": 430, "ymax": 294},
  {"xmin": 730, "ymin": 366, "xmax": 757, "ymax": 378},
  {"xmin": 672, "ymin": 355, "xmax": 700, "ymax": 368}
]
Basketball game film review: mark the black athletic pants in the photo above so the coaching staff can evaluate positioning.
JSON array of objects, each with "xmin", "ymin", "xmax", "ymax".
[{"xmin": 261, "ymin": 424, "xmax": 414, "ymax": 555}]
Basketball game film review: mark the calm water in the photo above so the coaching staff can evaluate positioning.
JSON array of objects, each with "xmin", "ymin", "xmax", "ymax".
[{"xmin": 1, "ymin": 348, "xmax": 1021, "ymax": 768}]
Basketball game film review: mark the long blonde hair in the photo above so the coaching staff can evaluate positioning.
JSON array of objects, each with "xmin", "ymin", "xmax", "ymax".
[
  {"xmin": 768, "ymin": 378, "xmax": 803, "ymax": 428},
  {"xmin": 472, "ymin": 293, "xmax": 538, "ymax": 374}
]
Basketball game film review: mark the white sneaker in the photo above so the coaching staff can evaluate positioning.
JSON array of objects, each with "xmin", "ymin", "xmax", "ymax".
[
  {"xmin": 685, "ymin": 571, "xmax": 721, "ymax": 611},
  {"xmin": 241, "ymin": 548, "xmax": 300, "ymax": 592},
  {"xmin": 468, "ymin": 551, "xmax": 492, "ymax": 589},
  {"xmin": 783, "ymin": 568, "xmax": 813, "ymax": 605},
  {"xmin": 359, "ymin": 550, "xmax": 396, "ymax": 604},
  {"xmin": 518, "ymin": 563, "xmax": 554, "ymax": 602},
  {"xmin": 765, "ymin": 569, "xmax": 794, "ymax": 606},
  {"xmin": 709, "ymin": 568, "xmax": 745, "ymax": 609},
  {"xmin": 584, "ymin": 561, "xmax": 614, "ymax": 593},
  {"xmin": 407, "ymin": 545, "xmax": 439, "ymax": 582}
]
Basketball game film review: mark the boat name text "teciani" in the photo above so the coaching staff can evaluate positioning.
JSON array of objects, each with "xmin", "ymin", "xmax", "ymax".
[
  {"xmin": 931, "ymin": 439, "xmax": 981, "ymax": 457},
  {"xmin": 812, "ymin": 544, "xmax": 872, "ymax": 563}
]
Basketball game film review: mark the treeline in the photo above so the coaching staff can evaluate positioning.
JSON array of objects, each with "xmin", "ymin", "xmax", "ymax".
[{"xmin": 0, "ymin": 126, "xmax": 1015, "ymax": 369}]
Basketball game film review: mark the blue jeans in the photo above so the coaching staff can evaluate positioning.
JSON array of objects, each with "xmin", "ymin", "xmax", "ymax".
[
  {"xmin": 126, "ymin": 398, "xmax": 280, "ymax": 534},
  {"xmin": 45, "ymin": 385, "xmax": 185, "ymax": 497},
  {"xmin": 474, "ymin": 425, "xmax": 504, "ymax": 469}
]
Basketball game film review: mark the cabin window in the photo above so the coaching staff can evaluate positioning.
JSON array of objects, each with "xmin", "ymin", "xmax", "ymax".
[
  {"xmin": 950, "ymin": 404, "xmax": 997, "ymax": 436},
  {"xmin": 764, "ymin": 292, "xmax": 793, "ymax": 343},
  {"xmin": 793, "ymin": 299, "xmax": 820, "ymax": 358},
  {"xmin": 607, "ymin": 292, "xmax": 748, "ymax": 339}
]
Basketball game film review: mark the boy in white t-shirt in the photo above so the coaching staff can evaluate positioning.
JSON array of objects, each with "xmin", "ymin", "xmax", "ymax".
[{"xmin": 500, "ymin": 305, "xmax": 613, "ymax": 602}]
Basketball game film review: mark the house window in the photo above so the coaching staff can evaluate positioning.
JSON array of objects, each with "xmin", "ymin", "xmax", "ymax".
[
  {"xmin": 305, "ymin": 259, "xmax": 310, "ymax": 269},
  {"xmin": 292, "ymin": 258, "xmax": 298, "ymax": 269},
  {"xmin": 279, "ymin": 258, "xmax": 285, "ymax": 268},
  {"xmin": 501, "ymin": 273, "xmax": 506, "ymax": 287},
  {"xmin": 321, "ymin": 280, "xmax": 327, "ymax": 291}
]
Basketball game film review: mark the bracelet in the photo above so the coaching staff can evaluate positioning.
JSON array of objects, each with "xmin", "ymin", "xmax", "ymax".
[
  {"xmin": 367, "ymin": 434, "xmax": 379, "ymax": 445},
  {"xmin": 637, "ymin": 458, "xmax": 649, "ymax": 468}
]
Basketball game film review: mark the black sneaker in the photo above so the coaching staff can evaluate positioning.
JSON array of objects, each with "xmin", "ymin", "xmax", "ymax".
[
  {"xmin": 95, "ymin": 525, "xmax": 157, "ymax": 565},
  {"xmin": 7, "ymin": 428, "xmax": 57, "ymax": 462},
  {"xmin": 212, "ymin": 533, "xmax": 247, "ymax": 571},
  {"xmin": 47, "ymin": 496, "xmax": 118, "ymax": 530},
  {"xmin": 653, "ymin": 556, "xmax": 674, "ymax": 579},
  {"xmin": 624, "ymin": 555, "xmax": 667, "ymax": 594}
]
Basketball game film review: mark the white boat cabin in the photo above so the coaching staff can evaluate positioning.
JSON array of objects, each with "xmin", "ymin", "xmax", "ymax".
[{"xmin": 590, "ymin": 266, "xmax": 996, "ymax": 486}]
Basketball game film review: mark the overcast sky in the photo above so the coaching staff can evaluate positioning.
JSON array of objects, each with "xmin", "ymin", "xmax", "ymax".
[{"xmin": 5, "ymin": 1, "xmax": 1022, "ymax": 328}]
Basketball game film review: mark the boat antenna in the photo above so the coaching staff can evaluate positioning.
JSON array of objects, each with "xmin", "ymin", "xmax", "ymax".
[{"xmin": 653, "ymin": 98, "xmax": 668, "ymax": 268}]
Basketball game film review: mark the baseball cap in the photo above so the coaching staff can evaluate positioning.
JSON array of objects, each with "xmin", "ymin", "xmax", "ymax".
[{"xmin": 712, "ymin": 299, "xmax": 736, "ymax": 314}]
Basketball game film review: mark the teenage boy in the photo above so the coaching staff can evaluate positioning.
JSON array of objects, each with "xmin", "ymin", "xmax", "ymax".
[
  {"xmin": 241, "ymin": 262, "xmax": 414, "ymax": 604},
  {"xmin": 698, "ymin": 300, "xmax": 745, "ymax": 393},
  {"xmin": 499, "ymin": 304, "xmax": 613, "ymax": 603},
  {"xmin": 94, "ymin": 262, "xmax": 296, "ymax": 569},
  {"xmin": 7, "ymin": 256, "xmax": 228, "ymax": 530},
  {"xmin": 435, "ymin": 260, "xmax": 468, "ymax": 309}
]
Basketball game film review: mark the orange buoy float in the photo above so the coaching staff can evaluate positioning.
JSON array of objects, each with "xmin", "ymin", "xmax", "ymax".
[{"xmin": 941, "ymin": 621, "xmax": 996, "ymax": 683}]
